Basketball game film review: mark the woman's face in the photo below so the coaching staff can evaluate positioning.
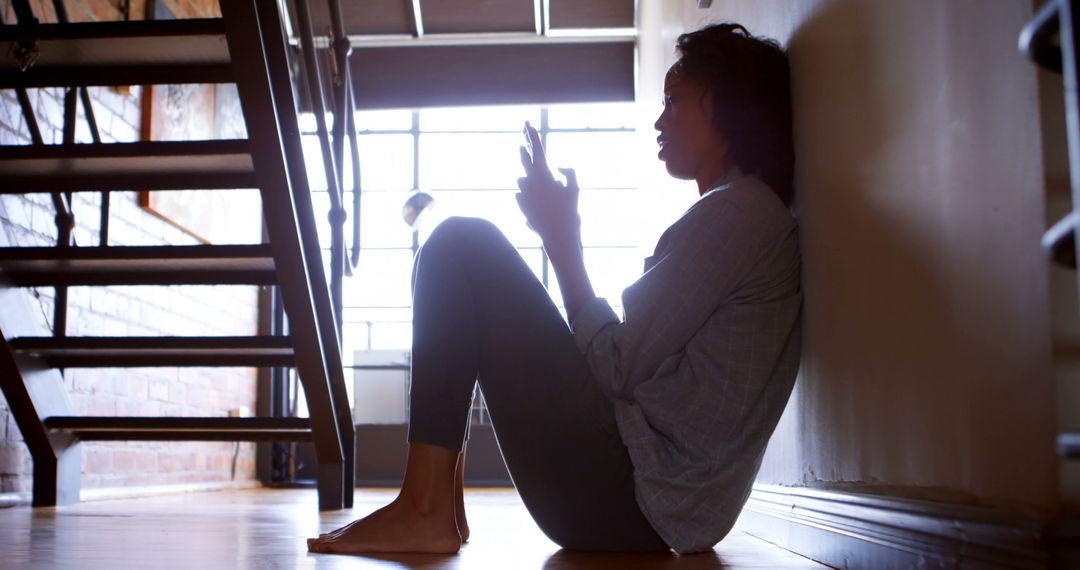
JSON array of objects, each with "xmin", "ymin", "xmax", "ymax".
[{"xmin": 654, "ymin": 68, "xmax": 729, "ymax": 186}]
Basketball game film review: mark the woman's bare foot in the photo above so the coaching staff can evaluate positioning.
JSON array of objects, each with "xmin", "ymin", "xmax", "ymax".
[
  {"xmin": 308, "ymin": 503, "xmax": 468, "ymax": 544},
  {"xmin": 307, "ymin": 496, "xmax": 461, "ymax": 554},
  {"xmin": 307, "ymin": 442, "xmax": 463, "ymax": 555}
]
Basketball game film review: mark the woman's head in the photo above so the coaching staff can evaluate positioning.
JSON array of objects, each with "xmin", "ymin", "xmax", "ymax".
[{"xmin": 655, "ymin": 23, "xmax": 794, "ymax": 205}]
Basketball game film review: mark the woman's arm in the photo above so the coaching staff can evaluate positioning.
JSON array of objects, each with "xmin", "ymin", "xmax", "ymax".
[
  {"xmin": 515, "ymin": 122, "xmax": 596, "ymax": 325},
  {"xmin": 544, "ymin": 236, "xmax": 595, "ymax": 327}
]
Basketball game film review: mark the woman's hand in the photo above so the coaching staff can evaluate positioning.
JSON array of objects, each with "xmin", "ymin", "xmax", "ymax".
[
  {"xmin": 516, "ymin": 121, "xmax": 581, "ymax": 259},
  {"xmin": 516, "ymin": 122, "xmax": 596, "ymax": 324}
]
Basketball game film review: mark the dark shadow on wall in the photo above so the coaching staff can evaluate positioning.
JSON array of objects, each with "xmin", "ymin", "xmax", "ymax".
[{"xmin": 773, "ymin": 0, "xmax": 1055, "ymax": 502}]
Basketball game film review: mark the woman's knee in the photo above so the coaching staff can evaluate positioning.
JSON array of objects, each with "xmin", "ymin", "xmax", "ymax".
[
  {"xmin": 424, "ymin": 217, "xmax": 509, "ymax": 257},
  {"xmin": 430, "ymin": 216, "xmax": 500, "ymax": 242}
]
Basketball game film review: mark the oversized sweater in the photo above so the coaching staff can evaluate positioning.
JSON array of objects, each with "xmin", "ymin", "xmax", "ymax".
[{"xmin": 572, "ymin": 173, "xmax": 803, "ymax": 553}]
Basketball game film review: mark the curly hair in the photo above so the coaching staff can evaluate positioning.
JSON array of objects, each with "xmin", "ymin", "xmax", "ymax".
[{"xmin": 673, "ymin": 23, "xmax": 795, "ymax": 206}]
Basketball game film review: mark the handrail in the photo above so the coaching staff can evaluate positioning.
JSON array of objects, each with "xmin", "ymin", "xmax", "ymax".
[
  {"xmin": 325, "ymin": 0, "xmax": 362, "ymax": 275},
  {"xmin": 291, "ymin": 0, "xmax": 363, "ymax": 337},
  {"xmin": 292, "ymin": 1, "xmax": 344, "ymax": 334},
  {"xmin": 345, "ymin": 82, "xmax": 362, "ymax": 272},
  {"xmin": 1022, "ymin": 0, "xmax": 1080, "ymax": 270},
  {"xmin": 293, "ymin": 1, "xmax": 342, "ymax": 213},
  {"xmin": 1020, "ymin": 0, "xmax": 1063, "ymax": 72}
]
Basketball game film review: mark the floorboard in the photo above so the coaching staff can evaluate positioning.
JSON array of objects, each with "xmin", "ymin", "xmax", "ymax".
[{"xmin": 0, "ymin": 487, "xmax": 828, "ymax": 569}]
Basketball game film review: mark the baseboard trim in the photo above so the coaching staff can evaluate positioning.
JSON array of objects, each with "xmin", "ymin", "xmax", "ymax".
[
  {"xmin": 0, "ymin": 479, "xmax": 260, "ymax": 507},
  {"xmin": 79, "ymin": 480, "xmax": 260, "ymax": 503},
  {"xmin": 735, "ymin": 484, "xmax": 1056, "ymax": 569},
  {"xmin": 0, "ymin": 493, "xmax": 28, "ymax": 508}
]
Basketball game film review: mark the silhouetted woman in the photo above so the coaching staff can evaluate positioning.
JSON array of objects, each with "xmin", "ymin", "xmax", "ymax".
[{"xmin": 308, "ymin": 23, "xmax": 801, "ymax": 555}]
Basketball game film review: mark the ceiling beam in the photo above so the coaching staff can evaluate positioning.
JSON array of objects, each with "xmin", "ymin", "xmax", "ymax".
[
  {"xmin": 346, "ymin": 31, "xmax": 635, "ymax": 49},
  {"xmin": 349, "ymin": 40, "xmax": 635, "ymax": 109}
]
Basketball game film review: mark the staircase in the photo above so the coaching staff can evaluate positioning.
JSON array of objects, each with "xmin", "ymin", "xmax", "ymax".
[{"xmin": 0, "ymin": 1, "xmax": 357, "ymax": 509}]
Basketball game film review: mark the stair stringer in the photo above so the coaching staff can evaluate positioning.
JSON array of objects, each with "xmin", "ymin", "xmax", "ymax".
[
  {"xmin": 252, "ymin": 0, "xmax": 355, "ymax": 509},
  {"xmin": 0, "ymin": 280, "xmax": 80, "ymax": 506},
  {"xmin": 221, "ymin": 0, "xmax": 347, "ymax": 510}
]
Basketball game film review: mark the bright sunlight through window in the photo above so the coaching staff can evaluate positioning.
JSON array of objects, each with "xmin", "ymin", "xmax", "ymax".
[{"xmin": 299, "ymin": 102, "xmax": 680, "ymax": 361}]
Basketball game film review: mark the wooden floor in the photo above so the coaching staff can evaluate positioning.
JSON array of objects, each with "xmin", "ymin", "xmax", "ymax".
[{"xmin": 0, "ymin": 487, "xmax": 827, "ymax": 569}]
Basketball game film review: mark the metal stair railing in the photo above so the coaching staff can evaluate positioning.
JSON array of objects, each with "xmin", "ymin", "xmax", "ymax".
[
  {"xmin": 291, "ymin": 0, "xmax": 364, "ymax": 335},
  {"xmin": 1021, "ymin": 0, "xmax": 1080, "ymax": 461}
]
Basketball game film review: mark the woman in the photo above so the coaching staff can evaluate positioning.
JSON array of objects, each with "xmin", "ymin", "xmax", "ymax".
[{"xmin": 307, "ymin": 22, "xmax": 801, "ymax": 556}]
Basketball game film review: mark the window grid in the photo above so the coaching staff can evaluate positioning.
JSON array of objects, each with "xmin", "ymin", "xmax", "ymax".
[
  {"xmin": 301, "ymin": 106, "xmax": 637, "ymax": 335},
  {"xmin": 300, "ymin": 105, "xmax": 637, "ymax": 425}
]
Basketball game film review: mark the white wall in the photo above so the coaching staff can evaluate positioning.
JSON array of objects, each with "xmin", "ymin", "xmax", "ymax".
[{"xmin": 661, "ymin": 0, "xmax": 1060, "ymax": 511}]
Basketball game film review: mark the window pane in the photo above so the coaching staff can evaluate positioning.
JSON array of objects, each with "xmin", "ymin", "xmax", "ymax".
[
  {"xmin": 343, "ymin": 307, "xmax": 414, "ymax": 323},
  {"xmin": 303, "ymin": 103, "xmax": 642, "ymax": 358},
  {"xmin": 294, "ymin": 373, "xmax": 309, "ymax": 417},
  {"xmin": 319, "ymin": 247, "xmax": 332, "ymax": 274},
  {"xmin": 341, "ymin": 310, "xmax": 414, "ymax": 354},
  {"xmin": 304, "ymin": 134, "xmax": 363, "ymax": 194},
  {"xmin": 310, "ymin": 191, "xmax": 332, "ymax": 246},
  {"xmin": 546, "ymin": 275, "xmax": 563, "ymax": 308},
  {"xmin": 545, "ymin": 131, "xmax": 639, "ymax": 189},
  {"xmin": 578, "ymin": 188, "xmax": 650, "ymax": 247},
  {"xmin": 583, "ymin": 247, "xmax": 643, "ymax": 306},
  {"xmin": 359, "ymin": 190, "xmax": 416, "ymax": 248},
  {"xmin": 371, "ymin": 322, "xmax": 413, "ymax": 350},
  {"xmin": 419, "ymin": 133, "xmax": 523, "ymax": 190},
  {"xmin": 519, "ymin": 247, "xmax": 546, "ymax": 285},
  {"xmin": 356, "ymin": 109, "xmax": 413, "ymax": 131},
  {"xmin": 303, "ymin": 114, "xmax": 339, "ymax": 134},
  {"xmin": 352, "ymin": 350, "xmax": 410, "ymax": 424},
  {"xmin": 341, "ymin": 321, "xmax": 371, "ymax": 365},
  {"xmin": 345, "ymin": 249, "xmax": 415, "ymax": 308},
  {"xmin": 302, "ymin": 135, "xmax": 328, "ymax": 191},
  {"xmin": 358, "ymin": 134, "xmax": 414, "ymax": 190},
  {"xmin": 547, "ymin": 102, "xmax": 636, "ymax": 129},
  {"xmin": 298, "ymin": 113, "xmax": 318, "ymax": 133},
  {"xmin": 420, "ymin": 105, "xmax": 539, "ymax": 132}
]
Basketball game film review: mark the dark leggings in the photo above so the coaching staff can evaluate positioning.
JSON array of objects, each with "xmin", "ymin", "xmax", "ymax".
[{"xmin": 406, "ymin": 217, "xmax": 669, "ymax": 553}]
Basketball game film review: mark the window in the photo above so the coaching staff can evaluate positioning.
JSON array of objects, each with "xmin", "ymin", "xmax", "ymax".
[{"xmin": 300, "ymin": 103, "xmax": 649, "ymax": 423}]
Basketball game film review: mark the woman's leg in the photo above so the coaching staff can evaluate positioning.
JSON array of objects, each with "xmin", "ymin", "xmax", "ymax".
[{"xmin": 310, "ymin": 217, "xmax": 667, "ymax": 554}]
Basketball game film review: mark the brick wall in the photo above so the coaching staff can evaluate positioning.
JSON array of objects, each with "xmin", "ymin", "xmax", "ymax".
[{"xmin": 0, "ymin": 0, "xmax": 259, "ymax": 496}]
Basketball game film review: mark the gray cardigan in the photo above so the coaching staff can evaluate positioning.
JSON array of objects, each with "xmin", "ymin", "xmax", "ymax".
[{"xmin": 572, "ymin": 173, "xmax": 803, "ymax": 553}]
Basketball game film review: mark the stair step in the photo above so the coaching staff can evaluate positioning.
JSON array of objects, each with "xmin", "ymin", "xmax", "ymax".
[
  {"xmin": 11, "ymin": 336, "xmax": 294, "ymax": 368},
  {"xmin": 0, "ymin": 244, "xmax": 276, "ymax": 286},
  {"xmin": 44, "ymin": 416, "xmax": 312, "ymax": 442},
  {"xmin": 0, "ymin": 18, "xmax": 231, "ymax": 88},
  {"xmin": 0, "ymin": 140, "xmax": 255, "ymax": 193}
]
